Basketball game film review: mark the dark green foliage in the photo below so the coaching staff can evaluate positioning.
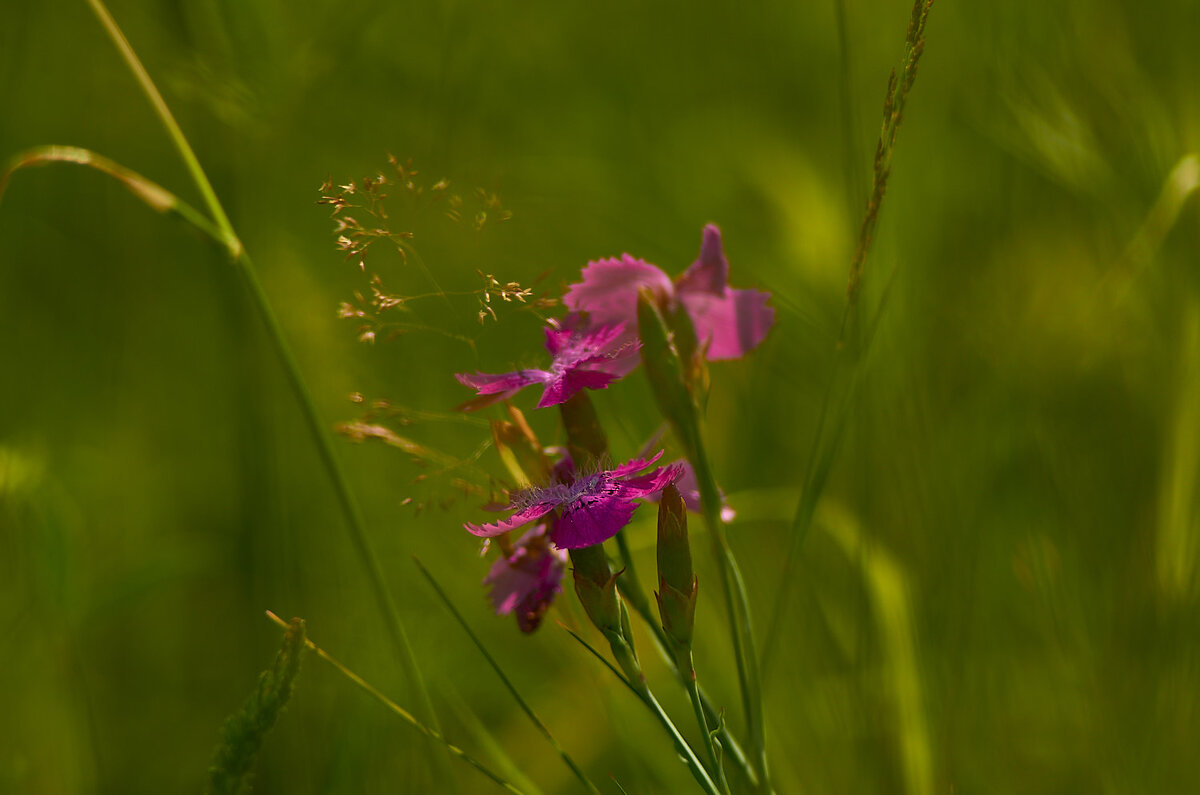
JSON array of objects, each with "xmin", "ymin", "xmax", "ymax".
[{"xmin": 205, "ymin": 618, "xmax": 306, "ymax": 795}]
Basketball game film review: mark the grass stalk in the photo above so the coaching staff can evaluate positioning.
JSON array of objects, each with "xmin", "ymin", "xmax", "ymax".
[
  {"xmin": 682, "ymin": 655, "xmax": 729, "ymax": 794},
  {"xmin": 686, "ymin": 427, "xmax": 770, "ymax": 793},
  {"xmin": 264, "ymin": 613, "xmax": 523, "ymax": 794},
  {"xmin": 82, "ymin": 0, "xmax": 449, "ymax": 782},
  {"xmin": 615, "ymin": 578, "xmax": 756, "ymax": 788},
  {"xmin": 413, "ymin": 557, "xmax": 603, "ymax": 795},
  {"xmin": 562, "ymin": 626, "xmax": 723, "ymax": 795}
]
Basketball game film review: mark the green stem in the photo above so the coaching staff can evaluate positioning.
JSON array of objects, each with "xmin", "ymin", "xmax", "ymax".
[
  {"xmin": 606, "ymin": 635, "xmax": 722, "ymax": 795},
  {"xmin": 414, "ymin": 558, "xmax": 602, "ymax": 795},
  {"xmin": 615, "ymin": 579, "xmax": 757, "ymax": 788},
  {"xmin": 83, "ymin": 0, "xmax": 449, "ymax": 782},
  {"xmin": 614, "ymin": 530, "xmax": 652, "ymax": 617},
  {"xmin": 687, "ymin": 426, "xmax": 771, "ymax": 793},
  {"xmin": 642, "ymin": 686, "xmax": 723, "ymax": 795},
  {"xmin": 681, "ymin": 654, "xmax": 728, "ymax": 794},
  {"xmin": 84, "ymin": 0, "xmax": 239, "ymax": 257}
]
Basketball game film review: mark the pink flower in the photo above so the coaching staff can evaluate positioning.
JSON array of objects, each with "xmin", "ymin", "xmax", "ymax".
[
  {"xmin": 483, "ymin": 523, "xmax": 567, "ymax": 633},
  {"xmin": 456, "ymin": 321, "xmax": 638, "ymax": 411},
  {"xmin": 563, "ymin": 224, "xmax": 774, "ymax": 361},
  {"xmin": 465, "ymin": 452, "xmax": 682, "ymax": 549}
]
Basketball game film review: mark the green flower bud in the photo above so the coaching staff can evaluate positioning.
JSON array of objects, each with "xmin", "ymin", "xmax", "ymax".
[
  {"xmin": 656, "ymin": 483, "xmax": 694, "ymax": 593},
  {"xmin": 636, "ymin": 289, "xmax": 699, "ymax": 457},
  {"xmin": 655, "ymin": 484, "xmax": 699, "ymax": 650},
  {"xmin": 666, "ymin": 296, "xmax": 707, "ymax": 393}
]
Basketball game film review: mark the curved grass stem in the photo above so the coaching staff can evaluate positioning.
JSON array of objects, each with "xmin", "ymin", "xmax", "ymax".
[
  {"xmin": 82, "ymin": 0, "xmax": 449, "ymax": 783},
  {"xmin": 265, "ymin": 613, "xmax": 523, "ymax": 795}
]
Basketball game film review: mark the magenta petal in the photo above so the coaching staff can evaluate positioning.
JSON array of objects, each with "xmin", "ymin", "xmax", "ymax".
[
  {"xmin": 563, "ymin": 255, "xmax": 674, "ymax": 327},
  {"xmin": 618, "ymin": 462, "xmax": 684, "ymax": 499},
  {"xmin": 465, "ymin": 502, "xmax": 555, "ymax": 537},
  {"xmin": 678, "ymin": 288, "xmax": 774, "ymax": 360},
  {"xmin": 483, "ymin": 525, "xmax": 567, "ymax": 619},
  {"xmin": 676, "ymin": 224, "xmax": 730, "ymax": 295},
  {"xmin": 535, "ymin": 369, "xmax": 618, "ymax": 408},
  {"xmin": 485, "ymin": 554, "xmax": 535, "ymax": 614},
  {"xmin": 543, "ymin": 325, "xmax": 575, "ymax": 356},
  {"xmin": 608, "ymin": 449, "xmax": 665, "ymax": 478},
  {"xmin": 552, "ymin": 497, "xmax": 638, "ymax": 549},
  {"xmin": 456, "ymin": 370, "xmax": 550, "ymax": 395}
]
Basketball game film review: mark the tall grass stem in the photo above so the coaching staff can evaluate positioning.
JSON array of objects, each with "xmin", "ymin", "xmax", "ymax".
[{"xmin": 84, "ymin": 0, "xmax": 449, "ymax": 782}]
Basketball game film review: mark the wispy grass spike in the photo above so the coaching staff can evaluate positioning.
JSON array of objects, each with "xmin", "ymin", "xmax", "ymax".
[
  {"xmin": 205, "ymin": 618, "xmax": 306, "ymax": 795},
  {"xmin": 764, "ymin": 0, "xmax": 935, "ymax": 676}
]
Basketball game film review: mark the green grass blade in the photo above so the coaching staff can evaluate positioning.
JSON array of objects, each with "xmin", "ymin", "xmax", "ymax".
[
  {"xmin": 0, "ymin": 145, "xmax": 227, "ymax": 246},
  {"xmin": 560, "ymin": 625, "xmax": 722, "ymax": 795},
  {"xmin": 414, "ymin": 557, "xmax": 603, "ymax": 795},
  {"xmin": 263, "ymin": 613, "xmax": 524, "ymax": 794}
]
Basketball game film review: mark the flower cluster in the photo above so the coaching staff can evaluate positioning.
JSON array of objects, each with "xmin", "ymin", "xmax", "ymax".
[{"xmin": 456, "ymin": 224, "xmax": 773, "ymax": 630}]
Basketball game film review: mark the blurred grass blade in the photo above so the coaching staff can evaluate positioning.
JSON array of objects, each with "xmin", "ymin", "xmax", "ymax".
[
  {"xmin": 818, "ymin": 505, "xmax": 933, "ymax": 795},
  {"xmin": 263, "ymin": 612, "xmax": 525, "ymax": 794},
  {"xmin": 205, "ymin": 617, "xmax": 306, "ymax": 795},
  {"xmin": 1114, "ymin": 153, "xmax": 1200, "ymax": 293},
  {"xmin": 1157, "ymin": 297, "xmax": 1200, "ymax": 601},
  {"xmin": 413, "ymin": 557, "xmax": 603, "ymax": 795},
  {"xmin": 443, "ymin": 687, "xmax": 546, "ymax": 795},
  {"xmin": 0, "ymin": 145, "xmax": 228, "ymax": 247}
]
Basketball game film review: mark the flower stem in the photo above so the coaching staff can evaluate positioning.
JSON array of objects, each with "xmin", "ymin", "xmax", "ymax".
[
  {"xmin": 680, "ymin": 651, "xmax": 730, "ymax": 794},
  {"xmin": 686, "ymin": 425, "xmax": 772, "ymax": 793},
  {"xmin": 615, "ymin": 571, "xmax": 757, "ymax": 788},
  {"xmin": 83, "ymin": 0, "xmax": 448, "ymax": 782},
  {"xmin": 606, "ymin": 634, "xmax": 723, "ymax": 795},
  {"xmin": 614, "ymin": 530, "xmax": 652, "ymax": 617}
]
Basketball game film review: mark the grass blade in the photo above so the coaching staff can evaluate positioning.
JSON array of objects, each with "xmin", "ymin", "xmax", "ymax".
[
  {"xmin": 0, "ymin": 145, "xmax": 226, "ymax": 246},
  {"xmin": 263, "ymin": 612, "xmax": 524, "ymax": 794},
  {"xmin": 414, "ymin": 557, "xmax": 603, "ymax": 795}
]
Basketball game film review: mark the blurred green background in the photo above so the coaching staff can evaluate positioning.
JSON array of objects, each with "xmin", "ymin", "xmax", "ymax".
[{"xmin": 3, "ymin": 0, "xmax": 1199, "ymax": 792}]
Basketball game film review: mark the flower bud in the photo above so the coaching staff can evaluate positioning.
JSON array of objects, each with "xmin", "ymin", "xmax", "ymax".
[
  {"xmin": 656, "ymin": 483, "xmax": 698, "ymax": 649},
  {"xmin": 666, "ymin": 296, "xmax": 707, "ymax": 393},
  {"xmin": 637, "ymin": 289, "xmax": 698, "ymax": 457},
  {"xmin": 656, "ymin": 483, "xmax": 693, "ymax": 592}
]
